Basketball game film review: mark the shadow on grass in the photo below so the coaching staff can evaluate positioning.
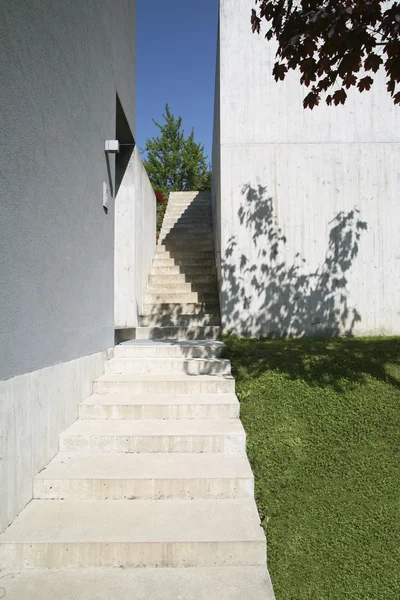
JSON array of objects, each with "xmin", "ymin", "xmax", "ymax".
[{"xmin": 223, "ymin": 335, "xmax": 400, "ymax": 392}]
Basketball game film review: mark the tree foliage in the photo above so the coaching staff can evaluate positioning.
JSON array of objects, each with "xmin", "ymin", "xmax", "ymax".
[
  {"xmin": 251, "ymin": 0, "xmax": 400, "ymax": 108},
  {"xmin": 143, "ymin": 104, "xmax": 210, "ymax": 193}
]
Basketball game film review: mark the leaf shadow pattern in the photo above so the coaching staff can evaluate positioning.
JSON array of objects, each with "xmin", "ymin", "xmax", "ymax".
[{"xmin": 221, "ymin": 183, "xmax": 368, "ymax": 338}]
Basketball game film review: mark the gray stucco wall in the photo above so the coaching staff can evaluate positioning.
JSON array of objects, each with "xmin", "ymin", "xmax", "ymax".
[
  {"xmin": 213, "ymin": 0, "xmax": 400, "ymax": 337},
  {"xmin": 0, "ymin": 0, "xmax": 136, "ymax": 380}
]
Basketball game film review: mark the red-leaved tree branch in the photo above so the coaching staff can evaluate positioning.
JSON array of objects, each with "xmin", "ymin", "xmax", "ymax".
[{"xmin": 251, "ymin": 0, "xmax": 400, "ymax": 108}]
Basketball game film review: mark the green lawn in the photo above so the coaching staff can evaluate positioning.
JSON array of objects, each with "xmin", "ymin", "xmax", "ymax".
[{"xmin": 223, "ymin": 336, "xmax": 400, "ymax": 600}]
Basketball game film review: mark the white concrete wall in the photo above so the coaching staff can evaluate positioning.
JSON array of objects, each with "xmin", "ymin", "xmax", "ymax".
[
  {"xmin": 114, "ymin": 148, "xmax": 156, "ymax": 328},
  {"xmin": 0, "ymin": 350, "xmax": 110, "ymax": 532},
  {"xmin": 212, "ymin": 25, "xmax": 223, "ymax": 313},
  {"xmin": 213, "ymin": 0, "xmax": 400, "ymax": 337}
]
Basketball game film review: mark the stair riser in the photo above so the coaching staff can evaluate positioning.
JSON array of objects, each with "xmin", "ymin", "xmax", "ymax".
[
  {"xmin": 34, "ymin": 476, "xmax": 252, "ymax": 501},
  {"xmin": 149, "ymin": 274, "xmax": 217, "ymax": 283},
  {"xmin": 0, "ymin": 540, "xmax": 265, "ymax": 569},
  {"xmin": 168, "ymin": 201, "xmax": 211, "ymax": 207},
  {"xmin": 114, "ymin": 346, "xmax": 223, "ymax": 359},
  {"xmin": 164, "ymin": 214, "xmax": 212, "ymax": 221},
  {"xmin": 155, "ymin": 251, "xmax": 215, "ymax": 260},
  {"xmin": 156, "ymin": 250, "xmax": 214, "ymax": 258},
  {"xmin": 141, "ymin": 304, "xmax": 219, "ymax": 316},
  {"xmin": 147, "ymin": 283, "xmax": 217, "ymax": 293},
  {"xmin": 164, "ymin": 219, "xmax": 212, "ymax": 226},
  {"xmin": 79, "ymin": 403, "xmax": 239, "ymax": 420},
  {"xmin": 92, "ymin": 379, "xmax": 235, "ymax": 395},
  {"xmin": 134, "ymin": 327, "xmax": 221, "ymax": 340},
  {"xmin": 144, "ymin": 294, "xmax": 218, "ymax": 304},
  {"xmin": 167, "ymin": 206, "xmax": 211, "ymax": 212},
  {"xmin": 105, "ymin": 360, "xmax": 231, "ymax": 376},
  {"xmin": 160, "ymin": 232, "xmax": 212, "ymax": 239},
  {"xmin": 160, "ymin": 233, "xmax": 213, "ymax": 241},
  {"xmin": 159, "ymin": 241, "xmax": 213, "ymax": 249},
  {"xmin": 162, "ymin": 220, "xmax": 212, "ymax": 226},
  {"xmin": 165, "ymin": 222, "xmax": 212, "ymax": 228},
  {"xmin": 140, "ymin": 317, "xmax": 220, "ymax": 327},
  {"xmin": 164, "ymin": 219, "xmax": 212, "ymax": 227},
  {"xmin": 60, "ymin": 432, "xmax": 245, "ymax": 454},
  {"xmin": 152, "ymin": 260, "xmax": 215, "ymax": 268}
]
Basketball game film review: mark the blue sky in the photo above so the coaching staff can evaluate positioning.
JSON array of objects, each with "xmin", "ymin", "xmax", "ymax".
[{"xmin": 136, "ymin": 0, "xmax": 219, "ymax": 163}]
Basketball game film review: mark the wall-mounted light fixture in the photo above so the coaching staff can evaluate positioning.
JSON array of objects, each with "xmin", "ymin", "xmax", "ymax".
[{"xmin": 105, "ymin": 140, "xmax": 120, "ymax": 153}]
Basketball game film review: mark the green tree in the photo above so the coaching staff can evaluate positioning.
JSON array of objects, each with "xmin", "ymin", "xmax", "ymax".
[{"xmin": 143, "ymin": 104, "xmax": 209, "ymax": 194}]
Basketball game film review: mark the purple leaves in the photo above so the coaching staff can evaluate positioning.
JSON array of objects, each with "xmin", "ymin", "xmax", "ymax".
[{"xmin": 252, "ymin": 0, "xmax": 400, "ymax": 108}]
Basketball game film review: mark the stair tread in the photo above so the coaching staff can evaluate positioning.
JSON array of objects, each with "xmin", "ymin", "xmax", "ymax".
[
  {"xmin": 0, "ymin": 567, "xmax": 275, "ymax": 600},
  {"xmin": 95, "ymin": 373, "xmax": 233, "ymax": 382},
  {"xmin": 119, "ymin": 339, "xmax": 224, "ymax": 347},
  {"xmin": 35, "ymin": 453, "xmax": 252, "ymax": 480},
  {"xmin": 0, "ymin": 499, "xmax": 265, "ymax": 543},
  {"xmin": 108, "ymin": 357, "xmax": 229, "ymax": 364}
]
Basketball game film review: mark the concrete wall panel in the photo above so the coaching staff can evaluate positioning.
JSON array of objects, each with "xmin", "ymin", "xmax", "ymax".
[
  {"xmin": 114, "ymin": 149, "xmax": 156, "ymax": 328},
  {"xmin": 0, "ymin": 350, "xmax": 109, "ymax": 532},
  {"xmin": 220, "ymin": 143, "xmax": 400, "ymax": 337},
  {"xmin": 213, "ymin": 0, "xmax": 400, "ymax": 337}
]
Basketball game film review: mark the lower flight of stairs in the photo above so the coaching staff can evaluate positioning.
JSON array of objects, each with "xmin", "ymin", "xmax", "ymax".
[{"xmin": 0, "ymin": 192, "xmax": 275, "ymax": 599}]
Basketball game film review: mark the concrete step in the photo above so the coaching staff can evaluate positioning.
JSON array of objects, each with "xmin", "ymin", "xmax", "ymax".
[
  {"xmin": 163, "ymin": 220, "xmax": 212, "ymax": 229},
  {"xmin": 151, "ymin": 268, "xmax": 216, "ymax": 278},
  {"xmin": 156, "ymin": 247, "xmax": 214, "ymax": 257},
  {"xmin": 34, "ymin": 453, "xmax": 251, "ymax": 500},
  {"xmin": 60, "ymin": 418, "xmax": 243, "ymax": 453},
  {"xmin": 160, "ymin": 238, "xmax": 214, "ymax": 248},
  {"xmin": 164, "ymin": 220, "xmax": 212, "ymax": 226},
  {"xmin": 162, "ymin": 221, "xmax": 213, "ymax": 228},
  {"xmin": 105, "ymin": 358, "xmax": 231, "ymax": 376},
  {"xmin": 141, "ymin": 302, "xmax": 219, "ymax": 316},
  {"xmin": 115, "ymin": 339, "xmax": 225, "ymax": 358},
  {"xmin": 144, "ymin": 293, "xmax": 218, "ymax": 304},
  {"xmin": 0, "ymin": 499, "xmax": 266, "ymax": 568},
  {"xmin": 167, "ymin": 201, "xmax": 211, "ymax": 206},
  {"xmin": 164, "ymin": 206, "xmax": 211, "ymax": 213},
  {"xmin": 160, "ymin": 230, "xmax": 212, "ymax": 239},
  {"xmin": 134, "ymin": 326, "xmax": 221, "ymax": 340},
  {"xmin": 0, "ymin": 567, "xmax": 275, "ymax": 600},
  {"xmin": 163, "ymin": 208, "xmax": 213, "ymax": 223},
  {"xmin": 93, "ymin": 374, "xmax": 235, "ymax": 395},
  {"xmin": 140, "ymin": 314, "xmax": 220, "ymax": 327},
  {"xmin": 167, "ymin": 196, "xmax": 210, "ymax": 203},
  {"xmin": 155, "ymin": 249, "xmax": 215, "ymax": 260},
  {"xmin": 147, "ymin": 282, "xmax": 217, "ymax": 293},
  {"xmin": 162, "ymin": 220, "xmax": 212, "ymax": 227},
  {"xmin": 149, "ymin": 273, "xmax": 217, "ymax": 283},
  {"xmin": 160, "ymin": 232, "xmax": 213, "ymax": 241},
  {"xmin": 167, "ymin": 198, "xmax": 212, "ymax": 210},
  {"xmin": 152, "ymin": 257, "xmax": 215, "ymax": 268},
  {"xmin": 79, "ymin": 393, "xmax": 239, "ymax": 420},
  {"xmin": 168, "ymin": 200, "xmax": 211, "ymax": 207}
]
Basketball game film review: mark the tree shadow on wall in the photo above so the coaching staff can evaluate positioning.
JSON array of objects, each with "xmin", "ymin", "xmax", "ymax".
[{"xmin": 222, "ymin": 183, "xmax": 368, "ymax": 338}]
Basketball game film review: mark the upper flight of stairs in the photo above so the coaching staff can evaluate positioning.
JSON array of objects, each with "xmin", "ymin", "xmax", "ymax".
[
  {"xmin": 0, "ymin": 192, "xmax": 275, "ymax": 599},
  {"xmin": 137, "ymin": 191, "xmax": 221, "ymax": 337}
]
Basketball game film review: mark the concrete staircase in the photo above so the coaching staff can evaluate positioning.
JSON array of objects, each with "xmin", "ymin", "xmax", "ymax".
[{"xmin": 0, "ymin": 192, "xmax": 275, "ymax": 599}]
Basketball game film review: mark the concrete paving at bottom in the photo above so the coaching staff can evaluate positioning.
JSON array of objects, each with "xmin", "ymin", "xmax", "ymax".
[{"xmin": 0, "ymin": 566, "xmax": 275, "ymax": 599}]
